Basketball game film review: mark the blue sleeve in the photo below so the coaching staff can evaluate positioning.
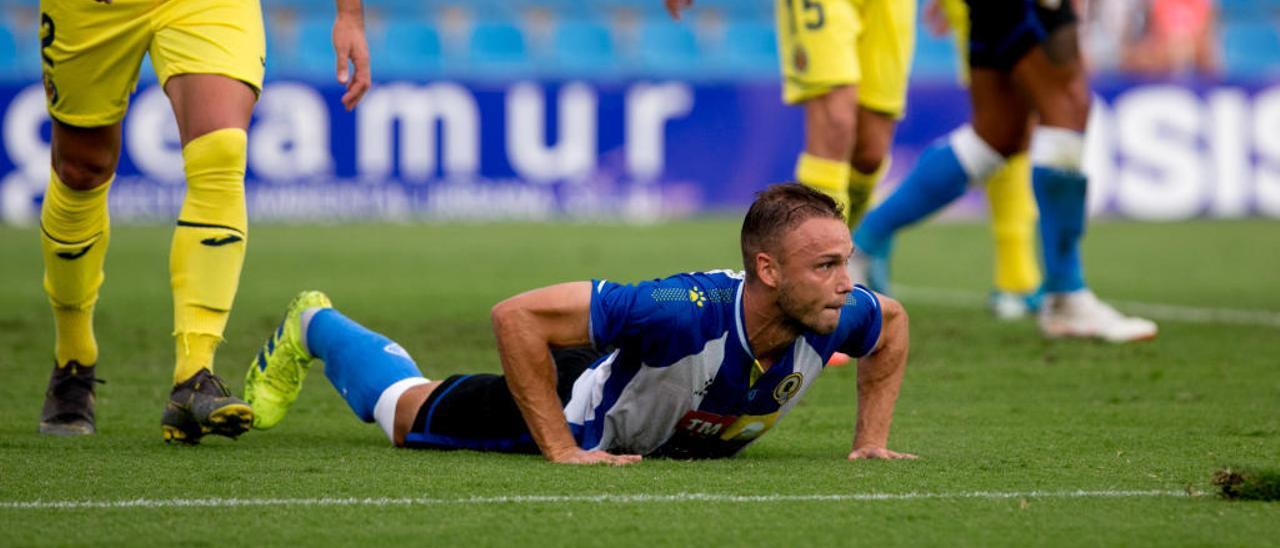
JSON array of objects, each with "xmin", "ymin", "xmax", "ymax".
[
  {"xmin": 837, "ymin": 285, "xmax": 883, "ymax": 358},
  {"xmin": 589, "ymin": 277, "xmax": 701, "ymax": 354}
]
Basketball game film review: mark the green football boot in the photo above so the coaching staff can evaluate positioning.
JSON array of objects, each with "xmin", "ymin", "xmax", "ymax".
[
  {"xmin": 162, "ymin": 369, "xmax": 253, "ymax": 444},
  {"xmin": 244, "ymin": 290, "xmax": 332, "ymax": 430}
]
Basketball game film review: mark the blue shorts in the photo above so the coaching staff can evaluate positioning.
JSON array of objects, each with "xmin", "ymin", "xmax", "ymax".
[
  {"xmin": 966, "ymin": 0, "xmax": 1077, "ymax": 71},
  {"xmin": 402, "ymin": 347, "xmax": 604, "ymax": 453}
]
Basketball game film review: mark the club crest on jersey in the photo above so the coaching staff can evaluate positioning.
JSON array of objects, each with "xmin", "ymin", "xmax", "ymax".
[
  {"xmin": 773, "ymin": 372, "xmax": 804, "ymax": 404},
  {"xmin": 793, "ymin": 46, "xmax": 808, "ymax": 72}
]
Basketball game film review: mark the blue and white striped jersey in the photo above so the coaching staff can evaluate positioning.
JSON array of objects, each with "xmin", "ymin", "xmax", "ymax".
[{"xmin": 563, "ymin": 269, "xmax": 882, "ymax": 459}]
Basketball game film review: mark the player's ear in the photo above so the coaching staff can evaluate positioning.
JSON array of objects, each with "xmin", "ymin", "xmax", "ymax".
[{"xmin": 756, "ymin": 251, "xmax": 781, "ymax": 288}]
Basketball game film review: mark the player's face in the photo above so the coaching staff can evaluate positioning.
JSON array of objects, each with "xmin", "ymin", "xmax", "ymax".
[{"xmin": 774, "ymin": 217, "xmax": 854, "ymax": 334}]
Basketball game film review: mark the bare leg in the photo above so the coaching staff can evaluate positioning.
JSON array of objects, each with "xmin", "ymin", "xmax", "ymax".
[
  {"xmin": 164, "ymin": 74, "xmax": 255, "ymax": 146},
  {"xmin": 392, "ymin": 381, "xmax": 444, "ymax": 447},
  {"xmin": 796, "ymin": 85, "xmax": 860, "ymax": 218}
]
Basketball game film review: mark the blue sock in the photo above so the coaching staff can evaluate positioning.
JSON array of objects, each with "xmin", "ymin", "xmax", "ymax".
[
  {"xmin": 854, "ymin": 140, "xmax": 971, "ymax": 258},
  {"xmin": 1032, "ymin": 166, "xmax": 1087, "ymax": 293},
  {"xmin": 307, "ymin": 309, "xmax": 424, "ymax": 422}
]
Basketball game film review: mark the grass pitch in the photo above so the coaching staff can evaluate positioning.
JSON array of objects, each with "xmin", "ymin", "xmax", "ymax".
[{"xmin": 1, "ymin": 219, "xmax": 1278, "ymax": 546}]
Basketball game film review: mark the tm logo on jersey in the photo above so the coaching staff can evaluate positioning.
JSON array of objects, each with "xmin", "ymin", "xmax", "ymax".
[{"xmin": 688, "ymin": 288, "xmax": 706, "ymax": 307}]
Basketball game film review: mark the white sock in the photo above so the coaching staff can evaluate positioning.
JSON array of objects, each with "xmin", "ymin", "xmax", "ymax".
[
  {"xmin": 299, "ymin": 307, "xmax": 323, "ymax": 356},
  {"xmin": 1031, "ymin": 126, "xmax": 1086, "ymax": 171},
  {"xmin": 948, "ymin": 125, "xmax": 1005, "ymax": 183},
  {"xmin": 373, "ymin": 377, "xmax": 431, "ymax": 444}
]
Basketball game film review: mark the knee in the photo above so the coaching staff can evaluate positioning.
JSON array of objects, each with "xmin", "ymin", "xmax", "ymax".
[
  {"xmin": 1042, "ymin": 89, "xmax": 1092, "ymax": 131},
  {"xmin": 851, "ymin": 143, "xmax": 889, "ymax": 175},
  {"xmin": 973, "ymin": 124, "xmax": 1027, "ymax": 159},
  {"xmin": 53, "ymin": 151, "xmax": 118, "ymax": 191},
  {"xmin": 183, "ymin": 128, "xmax": 248, "ymax": 178}
]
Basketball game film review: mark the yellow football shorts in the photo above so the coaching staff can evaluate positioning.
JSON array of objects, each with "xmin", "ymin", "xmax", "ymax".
[
  {"xmin": 39, "ymin": 0, "xmax": 266, "ymax": 128},
  {"xmin": 775, "ymin": 0, "xmax": 916, "ymax": 117}
]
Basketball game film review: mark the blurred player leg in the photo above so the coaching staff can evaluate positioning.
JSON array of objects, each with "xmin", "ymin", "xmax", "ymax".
[
  {"xmin": 151, "ymin": 0, "xmax": 266, "ymax": 441},
  {"xmin": 846, "ymin": 152, "xmax": 888, "ymax": 228},
  {"xmin": 941, "ymin": 0, "xmax": 1041, "ymax": 317},
  {"xmin": 777, "ymin": 0, "xmax": 859, "ymax": 219},
  {"xmin": 36, "ymin": 0, "xmax": 151, "ymax": 435},
  {"xmin": 797, "ymin": 90, "xmax": 856, "ymax": 217},
  {"xmin": 851, "ymin": 123, "xmax": 1006, "ymax": 294},
  {"xmin": 845, "ymin": 0, "xmax": 914, "ymax": 227},
  {"xmin": 852, "ymin": 64, "xmax": 1030, "ymax": 295},
  {"xmin": 1008, "ymin": 23, "xmax": 1156, "ymax": 342},
  {"xmin": 986, "ymin": 152, "xmax": 1042, "ymax": 320}
]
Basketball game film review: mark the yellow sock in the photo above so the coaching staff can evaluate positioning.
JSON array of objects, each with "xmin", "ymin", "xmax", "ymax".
[
  {"xmin": 847, "ymin": 158, "xmax": 890, "ymax": 229},
  {"xmin": 986, "ymin": 152, "xmax": 1041, "ymax": 293},
  {"xmin": 171, "ymin": 128, "xmax": 249, "ymax": 383},
  {"xmin": 795, "ymin": 152, "xmax": 852, "ymax": 222},
  {"xmin": 175, "ymin": 333, "xmax": 222, "ymax": 384},
  {"xmin": 41, "ymin": 172, "xmax": 112, "ymax": 367}
]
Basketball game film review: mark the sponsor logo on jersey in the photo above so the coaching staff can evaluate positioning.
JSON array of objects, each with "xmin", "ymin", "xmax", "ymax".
[{"xmin": 674, "ymin": 410, "xmax": 737, "ymax": 438}]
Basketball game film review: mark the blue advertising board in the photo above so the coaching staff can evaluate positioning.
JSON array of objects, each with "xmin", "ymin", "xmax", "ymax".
[{"xmin": 2, "ymin": 77, "xmax": 1278, "ymax": 224}]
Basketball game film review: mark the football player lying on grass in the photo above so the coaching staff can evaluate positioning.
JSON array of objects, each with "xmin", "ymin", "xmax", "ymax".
[{"xmin": 244, "ymin": 183, "xmax": 915, "ymax": 464}]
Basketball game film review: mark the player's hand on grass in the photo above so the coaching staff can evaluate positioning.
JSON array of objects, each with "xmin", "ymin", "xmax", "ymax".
[
  {"xmin": 549, "ymin": 447, "xmax": 643, "ymax": 466},
  {"xmin": 664, "ymin": 0, "xmax": 694, "ymax": 21},
  {"xmin": 333, "ymin": 13, "xmax": 371, "ymax": 111},
  {"xmin": 848, "ymin": 447, "xmax": 917, "ymax": 461}
]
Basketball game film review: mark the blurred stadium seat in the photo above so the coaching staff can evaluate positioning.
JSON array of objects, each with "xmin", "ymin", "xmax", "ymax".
[
  {"xmin": 690, "ymin": 0, "xmax": 774, "ymax": 19},
  {"xmin": 0, "ymin": 24, "xmax": 19, "ymax": 79},
  {"xmin": 468, "ymin": 21, "xmax": 532, "ymax": 78},
  {"xmin": 1218, "ymin": 0, "xmax": 1280, "ymax": 19},
  {"xmin": 1222, "ymin": 21, "xmax": 1280, "ymax": 79},
  {"xmin": 291, "ymin": 15, "xmax": 340, "ymax": 78},
  {"xmin": 375, "ymin": 20, "xmax": 443, "ymax": 79},
  {"xmin": 912, "ymin": 29, "xmax": 961, "ymax": 83},
  {"xmin": 635, "ymin": 18, "xmax": 703, "ymax": 78},
  {"xmin": 713, "ymin": 20, "xmax": 778, "ymax": 79},
  {"xmin": 0, "ymin": 15, "xmax": 40, "ymax": 81},
  {"xmin": 551, "ymin": 18, "xmax": 619, "ymax": 78}
]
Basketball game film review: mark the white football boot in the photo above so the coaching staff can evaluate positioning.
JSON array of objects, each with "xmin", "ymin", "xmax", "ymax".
[{"xmin": 1038, "ymin": 290, "xmax": 1157, "ymax": 343}]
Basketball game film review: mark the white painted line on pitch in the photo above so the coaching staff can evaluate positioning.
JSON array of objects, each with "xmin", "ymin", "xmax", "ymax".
[
  {"xmin": 897, "ymin": 285, "xmax": 1280, "ymax": 329},
  {"xmin": 0, "ymin": 490, "xmax": 1190, "ymax": 510}
]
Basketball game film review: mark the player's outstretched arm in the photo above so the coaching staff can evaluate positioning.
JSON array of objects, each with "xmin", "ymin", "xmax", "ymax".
[
  {"xmin": 333, "ymin": 0, "xmax": 371, "ymax": 110},
  {"xmin": 491, "ymin": 282, "xmax": 643, "ymax": 466},
  {"xmin": 848, "ymin": 295, "xmax": 918, "ymax": 461}
]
